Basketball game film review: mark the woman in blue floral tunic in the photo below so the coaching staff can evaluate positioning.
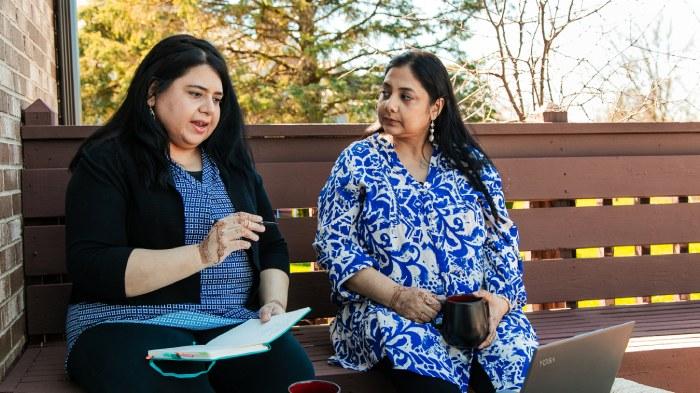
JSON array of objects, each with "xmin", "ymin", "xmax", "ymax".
[{"xmin": 314, "ymin": 51, "xmax": 538, "ymax": 393}]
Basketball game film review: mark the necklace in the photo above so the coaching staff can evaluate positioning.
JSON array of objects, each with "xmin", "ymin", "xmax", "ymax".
[{"xmin": 418, "ymin": 157, "xmax": 430, "ymax": 169}]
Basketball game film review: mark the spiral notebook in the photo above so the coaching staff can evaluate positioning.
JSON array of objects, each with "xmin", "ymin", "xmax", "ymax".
[{"xmin": 147, "ymin": 307, "xmax": 311, "ymax": 361}]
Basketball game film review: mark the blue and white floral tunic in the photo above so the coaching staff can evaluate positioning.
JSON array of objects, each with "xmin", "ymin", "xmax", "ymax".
[{"xmin": 313, "ymin": 133, "xmax": 538, "ymax": 392}]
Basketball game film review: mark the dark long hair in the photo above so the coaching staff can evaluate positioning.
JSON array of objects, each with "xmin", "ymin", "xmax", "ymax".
[
  {"xmin": 70, "ymin": 34, "xmax": 253, "ymax": 187},
  {"xmin": 382, "ymin": 50, "xmax": 501, "ymax": 222}
]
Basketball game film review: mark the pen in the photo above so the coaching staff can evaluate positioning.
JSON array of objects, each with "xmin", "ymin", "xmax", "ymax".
[
  {"xmin": 261, "ymin": 221, "xmax": 278, "ymax": 226},
  {"xmin": 151, "ymin": 352, "xmax": 206, "ymax": 359},
  {"xmin": 175, "ymin": 352, "xmax": 211, "ymax": 358},
  {"xmin": 153, "ymin": 352, "xmax": 180, "ymax": 360}
]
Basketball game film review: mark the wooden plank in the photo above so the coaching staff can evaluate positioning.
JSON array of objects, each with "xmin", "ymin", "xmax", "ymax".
[
  {"xmin": 22, "ymin": 122, "xmax": 700, "ymax": 140},
  {"xmin": 528, "ymin": 301, "xmax": 700, "ymax": 343},
  {"xmin": 22, "ymin": 163, "xmax": 331, "ymax": 217},
  {"xmin": 278, "ymin": 218, "xmax": 317, "ymax": 262},
  {"xmin": 22, "ymin": 140, "xmax": 83, "ymax": 169},
  {"xmin": 23, "ymin": 161, "xmax": 700, "ymax": 224},
  {"xmin": 627, "ymin": 334, "xmax": 700, "ymax": 351},
  {"xmin": 477, "ymin": 133, "xmax": 700, "ymax": 160},
  {"xmin": 22, "ymin": 125, "xmax": 97, "ymax": 140},
  {"xmin": 23, "ymin": 226, "xmax": 66, "ymax": 276},
  {"xmin": 619, "ymin": 347, "xmax": 700, "ymax": 393},
  {"xmin": 22, "ymin": 123, "xmax": 700, "ymax": 168},
  {"xmin": 22, "ymin": 169, "xmax": 70, "ymax": 219},
  {"xmin": 19, "ymin": 124, "xmax": 364, "ymax": 140},
  {"xmin": 0, "ymin": 342, "xmax": 83, "ymax": 393},
  {"xmin": 533, "ymin": 318, "xmax": 700, "ymax": 341},
  {"xmin": 0, "ymin": 347, "xmax": 42, "ymax": 391},
  {"xmin": 513, "ymin": 203, "xmax": 700, "ymax": 251},
  {"xmin": 497, "ymin": 155, "xmax": 700, "ymax": 200},
  {"xmin": 21, "ymin": 219, "xmax": 317, "ymax": 270},
  {"xmin": 247, "ymin": 123, "xmax": 367, "ymax": 138},
  {"xmin": 471, "ymin": 122, "xmax": 700, "ymax": 135},
  {"xmin": 257, "ymin": 162, "xmax": 333, "ymax": 209},
  {"xmin": 26, "ymin": 284, "xmax": 72, "ymax": 336},
  {"xmin": 250, "ymin": 136, "xmax": 357, "ymax": 163},
  {"xmin": 524, "ymin": 254, "xmax": 700, "ymax": 303},
  {"xmin": 529, "ymin": 303, "xmax": 700, "ymax": 333},
  {"xmin": 21, "ymin": 133, "xmax": 357, "ymax": 169},
  {"xmin": 473, "ymin": 122, "xmax": 700, "ymax": 159},
  {"xmin": 530, "ymin": 312, "xmax": 700, "ymax": 333},
  {"xmin": 288, "ymin": 272, "xmax": 335, "ymax": 320}
]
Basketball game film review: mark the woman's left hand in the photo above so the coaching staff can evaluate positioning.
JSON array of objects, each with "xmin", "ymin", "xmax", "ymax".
[
  {"xmin": 258, "ymin": 300, "xmax": 286, "ymax": 323},
  {"xmin": 473, "ymin": 289, "xmax": 510, "ymax": 349}
]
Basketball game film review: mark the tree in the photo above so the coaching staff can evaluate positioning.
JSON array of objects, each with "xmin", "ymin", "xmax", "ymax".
[
  {"xmin": 200, "ymin": 0, "xmax": 485, "ymax": 122},
  {"xmin": 79, "ymin": 0, "xmax": 486, "ymax": 124},
  {"xmin": 474, "ymin": 0, "xmax": 612, "ymax": 121},
  {"xmin": 606, "ymin": 16, "xmax": 696, "ymax": 122},
  {"xmin": 79, "ymin": 0, "xmax": 216, "ymax": 124},
  {"xmin": 448, "ymin": 60, "xmax": 498, "ymax": 122}
]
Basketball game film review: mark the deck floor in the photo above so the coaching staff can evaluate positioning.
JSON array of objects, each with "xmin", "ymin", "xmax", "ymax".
[{"xmin": 2, "ymin": 301, "xmax": 700, "ymax": 393}]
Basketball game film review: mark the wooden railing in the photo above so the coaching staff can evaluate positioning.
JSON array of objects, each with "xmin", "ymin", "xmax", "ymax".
[
  {"xmin": 20, "ymin": 100, "xmax": 700, "ymax": 338},
  {"xmin": 8, "ymin": 100, "xmax": 700, "ymax": 391}
]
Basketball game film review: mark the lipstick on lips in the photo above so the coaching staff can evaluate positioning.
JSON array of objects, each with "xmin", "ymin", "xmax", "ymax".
[
  {"xmin": 191, "ymin": 120, "xmax": 209, "ymax": 133},
  {"xmin": 382, "ymin": 117, "xmax": 400, "ymax": 127}
]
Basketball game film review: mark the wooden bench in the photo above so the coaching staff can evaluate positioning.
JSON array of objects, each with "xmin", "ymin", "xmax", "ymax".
[{"xmin": 2, "ymin": 100, "xmax": 700, "ymax": 392}]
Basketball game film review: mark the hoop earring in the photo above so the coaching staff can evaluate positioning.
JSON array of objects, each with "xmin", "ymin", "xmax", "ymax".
[{"xmin": 428, "ymin": 120, "xmax": 435, "ymax": 143}]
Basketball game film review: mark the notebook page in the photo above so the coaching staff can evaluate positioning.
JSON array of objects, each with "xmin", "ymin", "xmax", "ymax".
[{"xmin": 207, "ymin": 307, "xmax": 310, "ymax": 347}]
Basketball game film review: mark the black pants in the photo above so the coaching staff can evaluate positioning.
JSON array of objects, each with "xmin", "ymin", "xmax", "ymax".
[
  {"xmin": 67, "ymin": 323, "xmax": 315, "ymax": 393},
  {"xmin": 469, "ymin": 358, "xmax": 496, "ymax": 393},
  {"xmin": 375, "ymin": 357, "xmax": 495, "ymax": 393}
]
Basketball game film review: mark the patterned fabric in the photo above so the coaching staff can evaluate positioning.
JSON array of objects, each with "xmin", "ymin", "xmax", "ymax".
[
  {"xmin": 65, "ymin": 152, "xmax": 258, "ymax": 357},
  {"xmin": 313, "ymin": 133, "xmax": 538, "ymax": 392}
]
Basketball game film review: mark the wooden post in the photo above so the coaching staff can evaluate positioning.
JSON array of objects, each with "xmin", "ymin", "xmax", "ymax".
[
  {"xmin": 527, "ymin": 102, "xmax": 568, "ymax": 123},
  {"xmin": 23, "ymin": 99, "xmax": 57, "ymax": 126},
  {"xmin": 542, "ymin": 107, "xmax": 568, "ymax": 123},
  {"xmin": 20, "ymin": 99, "xmax": 58, "ymax": 342},
  {"xmin": 528, "ymin": 103, "xmax": 574, "ymax": 310}
]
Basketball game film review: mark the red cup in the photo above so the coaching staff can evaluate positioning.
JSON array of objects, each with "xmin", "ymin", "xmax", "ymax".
[{"xmin": 288, "ymin": 380, "xmax": 341, "ymax": 393}]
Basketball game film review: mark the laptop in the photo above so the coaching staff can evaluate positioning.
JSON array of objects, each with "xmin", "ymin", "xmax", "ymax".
[{"xmin": 519, "ymin": 321, "xmax": 635, "ymax": 393}]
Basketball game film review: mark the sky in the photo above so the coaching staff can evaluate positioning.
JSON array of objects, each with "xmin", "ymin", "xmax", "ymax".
[
  {"xmin": 76, "ymin": 0, "xmax": 699, "ymax": 122},
  {"xmin": 425, "ymin": 0, "xmax": 700, "ymax": 121}
]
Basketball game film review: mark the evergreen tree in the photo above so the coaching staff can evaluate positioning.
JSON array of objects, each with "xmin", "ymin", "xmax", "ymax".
[{"xmin": 79, "ymin": 0, "xmax": 486, "ymax": 124}]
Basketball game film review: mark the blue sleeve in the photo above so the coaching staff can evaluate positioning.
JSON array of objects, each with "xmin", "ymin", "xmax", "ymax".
[
  {"xmin": 479, "ymin": 163, "xmax": 528, "ymax": 310},
  {"xmin": 313, "ymin": 146, "xmax": 378, "ymax": 303}
]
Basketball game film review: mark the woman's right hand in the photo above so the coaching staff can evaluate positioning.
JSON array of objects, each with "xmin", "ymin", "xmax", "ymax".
[
  {"xmin": 390, "ymin": 286, "xmax": 441, "ymax": 323},
  {"xmin": 198, "ymin": 212, "xmax": 266, "ymax": 267}
]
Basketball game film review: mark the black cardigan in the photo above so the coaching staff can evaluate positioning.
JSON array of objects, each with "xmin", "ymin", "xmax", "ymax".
[{"xmin": 65, "ymin": 137, "xmax": 289, "ymax": 308}]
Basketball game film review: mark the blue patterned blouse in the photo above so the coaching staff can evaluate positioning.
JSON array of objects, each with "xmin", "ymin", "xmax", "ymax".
[
  {"xmin": 65, "ymin": 153, "xmax": 258, "ymax": 357},
  {"xmin": 313, "ymin": 133, "xmax": 538, "ymax": 392}
]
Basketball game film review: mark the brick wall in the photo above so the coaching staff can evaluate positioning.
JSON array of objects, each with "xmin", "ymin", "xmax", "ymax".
[{"xmin": 0, "ymin": 0, "xmax": 58, "ymax": 381}]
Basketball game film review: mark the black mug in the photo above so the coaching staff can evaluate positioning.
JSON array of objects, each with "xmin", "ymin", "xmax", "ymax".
[{"xmin": 434, "ymin": 294, "xmax": 489, "ymax": 349}]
